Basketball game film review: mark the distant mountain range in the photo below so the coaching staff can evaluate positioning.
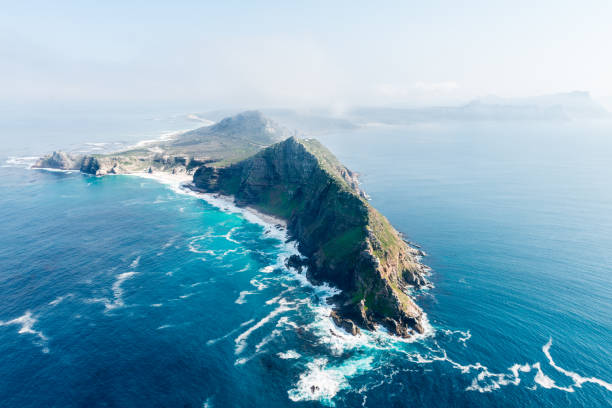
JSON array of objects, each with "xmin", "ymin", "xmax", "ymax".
[
  {"xmin": 189, "ymin": 92, "xmax": 610, "ymax": 134},
  {"xmin": 350, "ymin": 92, "xmax": 610, "ymax": 125}
]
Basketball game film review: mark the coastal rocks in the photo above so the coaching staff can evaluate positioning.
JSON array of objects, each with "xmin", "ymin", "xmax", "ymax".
[
  {"xmin": 34, "ymin": 151, "xmax": 111, "ymax": 175},
  {"xmin": 79, "ymin": 156, "xmax": 102, "ymax": 175},
  {"xmin": 35, "ymin": 150, "xmax": 200, "ymax": 176},
  {"xmin": 193, "ymin": 136, "xmax": 429, "ymax": 338},
  {"xmin": 33, "ymin": 151, "xmax": 79, "ymax": 170},
  {"xmin": 330, "ymin": 310, "xmax": 361, "ymax": 336},
  {"xmin": 285, "ymin": 254, "xmax": 308, "ymax": 273}
]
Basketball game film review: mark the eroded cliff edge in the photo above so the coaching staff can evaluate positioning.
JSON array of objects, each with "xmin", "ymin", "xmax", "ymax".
[{"xmin": 193, "ymin": 136, "xmax": 429, "ymax": 337}]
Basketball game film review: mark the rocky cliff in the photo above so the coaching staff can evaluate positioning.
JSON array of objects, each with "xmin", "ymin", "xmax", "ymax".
[{"xmin": 193, "ymin": 137, "xmax": 429, "ymax": 337}]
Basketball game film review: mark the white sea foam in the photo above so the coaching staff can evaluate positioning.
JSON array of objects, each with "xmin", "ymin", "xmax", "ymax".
[
  {"xmin": 414, "ymin": 337, "xmax": 612, "ymax": 394},
  {"xmin": 441, "ymin": 328, "xmax": 471, "ymax": 347},
  {"xmin": 129, "ymin": 256, "xmax": 141, "ymax": 268},
  {"xmin": 234, "ymin": 301, "xmax": 293, "ymax": 355},
  {"xmin": 206, "ymin": 319, "xmax": 255, "ymax": 346},
  {"xmin": 278, "ymin": 350, "xmax": 301, "ymax": 359},
  {"xmin": 235, "ymin": 290, "xmax": 255, "ymax": 304},
  {"xmin": 33, "ymin": 167, "xmax": 75, "ymax": 173},
  {"xmin": 202, "ymin": 396, "xmax": 214, "ymax": 408},
  {"xmin": 249, "ymin": 278, "xmax": 269, "ymax": 291},
  {"xmin": 260, "ymin": 265, "xmax": 275, "ymax": 273},
  {"xmin": 0, "ymin": 311, "xmax": 48, "ymax": 352},
  {"xmin": 128, "ymin": 128, "xmax": 192, "ymax": 150},
  {"xmin": 542, "ymin": 338, "xmax": 612, "ymax": 392},
  {"xmin": 89, "ymin": 271, "xmax": 137, "ymax": 311},
  {"xmin": 236, "ymin": 264, "xmax": 250, "ymax": 273},
  {"xmin": 162, "ymin": 237, "xmax": 176, "ymax": 249},
  {"xmin": 223, "ymin": 227, "xmax": 240, "ymax": 244},
  {"xmin": 288, "ymin": 356, "xmax": 374, "ymax": 405},
  {"xmin": 265, "ymin": 287, "xmax": 295, "ymax": 305},
  {"xmin": 255, "ymin": 329, "xmax": 282, "ymax": 352},
  {"xmin": 2, "ymin": 156, "xmax": 39, "ymax": 168},
  {"xmin": 49, "ymin": 293, "xmax": 73, "ymax": 307}
]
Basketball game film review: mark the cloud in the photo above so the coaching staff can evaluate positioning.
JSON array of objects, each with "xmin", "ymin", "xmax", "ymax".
[
  {"xmin": 376, "ymin": 81, "xmax": 459, "ymax": 98},
  {"xmin": 414, "ymin": 81, "xmax": 459, "ymax": 92}
]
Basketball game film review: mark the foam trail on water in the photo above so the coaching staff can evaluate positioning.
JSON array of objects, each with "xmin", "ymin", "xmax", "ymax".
[
  {"xmin": 206, "ymin": 319, "xmax": 255, "ymax": 346},
  {"xmin": 129, "ymin": 256, "xmax": 141, "ymax": 268},
  {"xmin": 249, "ymin": 278, "xmax": 269, "ymax": 291},
  {"xmin": 235, "ymin": 291, "xmax": 255, "ymax": 304},
  {"xmin": 542, "ymin": 338, "xmax": 612, "ymax": 392},
  {"xmin": 88, "ymin": 271, "xmax": 138, "ymax": 311},
  {"xmin": 278, "ymin": 350, "xmax": 301, "ymax": 359},
  {"xmin": 49, "ymin": 293, "xmax": 73, "ymax": 307},
  {"xmin": 255, "ymin": 329, "xmax": 282, "ymax": 352},
  {"xmin": 0, "ymin": 311, "xmax": 48, "ymax": 352},
  {"xmin": 234, "ymin": 301, "xmax": 293, "ymax": 355},
  {"xmin": 419, "ymin": 337, "xmax": 612, "ymax": 394}
]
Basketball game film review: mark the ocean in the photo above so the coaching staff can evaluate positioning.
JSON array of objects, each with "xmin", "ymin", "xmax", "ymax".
[{"xmin": 0, "ymin": 113, "xmax": 611, "ymax": 407}]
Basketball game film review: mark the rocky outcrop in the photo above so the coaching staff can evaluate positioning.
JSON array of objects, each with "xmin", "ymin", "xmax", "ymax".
[
  {"xmin": 79, "ymin": 156, "xmax": 102, "ymax": 175},
  {"xmin": 33, "ymin": 151, "xmax": 205, "ymax": 176},
  {"xmin": 33, "ymin": 151, "xmax": 79, "ymax": 170},
  {"xmin": 193, "ymin": 137, "xmax": 429, "ymax": 337}
]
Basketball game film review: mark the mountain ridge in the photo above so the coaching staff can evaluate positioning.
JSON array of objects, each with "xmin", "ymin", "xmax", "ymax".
[{"xmin": 192, "ymin": 136, "xmax": 429, "ymax": 337}]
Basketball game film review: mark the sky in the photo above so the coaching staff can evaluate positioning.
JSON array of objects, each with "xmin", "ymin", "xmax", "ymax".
[{"xmin": 1, "ymin": 1, "xmax": 612, "ymax": 110}]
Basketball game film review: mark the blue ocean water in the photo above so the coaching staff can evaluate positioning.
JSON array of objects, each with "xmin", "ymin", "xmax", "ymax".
[{"xmin": 1, "ymin": 118, "xmax": 611, "ymax": 407}]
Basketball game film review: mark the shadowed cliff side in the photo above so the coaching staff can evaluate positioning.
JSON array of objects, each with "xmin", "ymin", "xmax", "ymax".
[{"xmin": 193, "ymin": 136, "xmax": 429, "ymax": 337}]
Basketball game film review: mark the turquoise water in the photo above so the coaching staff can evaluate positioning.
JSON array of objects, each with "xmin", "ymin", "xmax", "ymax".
[{"xmin": 1, "ymin": 119, "xmax": 611, "ymax": 407}]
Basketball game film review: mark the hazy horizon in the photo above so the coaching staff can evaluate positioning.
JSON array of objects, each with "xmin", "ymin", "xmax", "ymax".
[{"xmin": 2, "ymin": 1, "xmax": 612, "ymax": 111}]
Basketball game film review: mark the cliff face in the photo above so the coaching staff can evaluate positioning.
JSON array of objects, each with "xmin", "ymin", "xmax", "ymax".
[{"xmin": 193, "ymin": 137, "xmax": 429, "ymax": 337}]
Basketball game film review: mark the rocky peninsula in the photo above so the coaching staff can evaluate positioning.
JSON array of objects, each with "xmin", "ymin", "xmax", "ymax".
[{"xmin": 34, "ymin": 111, "xmax": 430, "ymax": 337}]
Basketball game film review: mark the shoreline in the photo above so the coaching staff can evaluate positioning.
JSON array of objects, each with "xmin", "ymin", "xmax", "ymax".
[
  {"xmin": 26, "ymin": 164, "xmax": 435, "ymax": 341},
  {"xmin": 134, "ymin": 171, "xmax": 436, "ymax": 341}
]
